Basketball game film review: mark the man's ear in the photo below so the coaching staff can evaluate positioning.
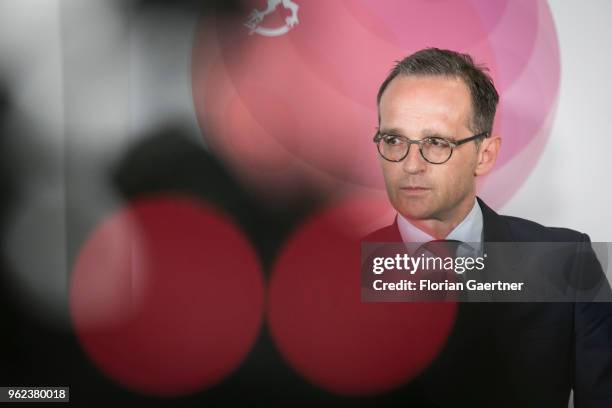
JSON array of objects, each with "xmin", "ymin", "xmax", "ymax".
[{"xmin": 475, "ymin": 135, "xmax": 501, "ymax": 176}]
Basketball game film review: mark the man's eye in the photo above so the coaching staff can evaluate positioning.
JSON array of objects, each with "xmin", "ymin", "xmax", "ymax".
[
  {"xmin": 383, "ymin": 135, "xmax": 402, "ymax": 145},
  {"xmin": 426, "ymin": 137, "xmax": 448, "ymax": 147}
]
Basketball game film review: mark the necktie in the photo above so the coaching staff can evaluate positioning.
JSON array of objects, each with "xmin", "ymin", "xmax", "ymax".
[
  {"xmin": 418, "ymin": 239, "xmax": 463, "ymax": 258},
  {"xmin": 415, "ymin": 239, "xmax": 465, "ymax": 301}
]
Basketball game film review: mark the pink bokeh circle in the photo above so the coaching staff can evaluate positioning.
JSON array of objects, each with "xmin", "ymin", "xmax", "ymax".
[{"xmin": 192, "ymin": 0, "xmax": 559, "ymax": 208}]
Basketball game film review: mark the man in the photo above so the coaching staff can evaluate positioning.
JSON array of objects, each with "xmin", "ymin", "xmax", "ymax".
[{"xmin": 365, "ymin": 48, "xmax": 612, "ymax": 407}]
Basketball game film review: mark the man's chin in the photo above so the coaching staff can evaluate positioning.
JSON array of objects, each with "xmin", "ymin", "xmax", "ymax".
[
  {"xmin": 399, "ymin": 211, "xmax": 435, "ymax": 222},
  {"xmin": 394, "ymin": 202, "xmax": 437, "ymax": 222}
]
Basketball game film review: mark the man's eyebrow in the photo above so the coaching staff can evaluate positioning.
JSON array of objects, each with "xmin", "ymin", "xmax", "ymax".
[
  {"xmin": 422, "ymin": 128, "xmax": 456, "ymax": 141},
  {"xmin": 378, "ymin": 127, "xmax": 405, "ymax": 135},
  {"xmin": 379, "ymin": 127, "xmax": 456, "ymax": 141}
]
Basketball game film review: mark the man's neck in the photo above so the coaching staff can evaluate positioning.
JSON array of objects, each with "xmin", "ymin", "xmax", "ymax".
[{"xmin": 405, "ymin": 196, "xmax": 477, "ymax": 239}]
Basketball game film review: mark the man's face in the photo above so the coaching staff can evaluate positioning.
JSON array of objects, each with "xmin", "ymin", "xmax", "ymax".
[{"xmin": 377, "ymin": 75, "xmax": 479, "ymax": 222}]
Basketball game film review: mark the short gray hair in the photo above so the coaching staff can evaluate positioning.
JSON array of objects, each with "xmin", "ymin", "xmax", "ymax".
[{"xmin": 377, "ymin": 48, "xmax": 499, "ymax": 134}]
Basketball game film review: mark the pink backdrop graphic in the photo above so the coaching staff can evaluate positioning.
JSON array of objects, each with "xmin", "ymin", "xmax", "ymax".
[{"xmin": 192, "ymin": 0, "xmax": 560, "ymax": 211}]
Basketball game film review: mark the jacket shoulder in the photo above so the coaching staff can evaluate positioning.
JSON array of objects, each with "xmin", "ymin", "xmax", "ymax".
[{"xmin": 502, "ymin": 215, "xmax": 588, "ymax": 242}]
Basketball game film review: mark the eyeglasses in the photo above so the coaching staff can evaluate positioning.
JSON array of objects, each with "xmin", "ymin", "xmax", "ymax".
[{"xmin": 373, "ymin": 130, "xmax": 489, "ymax": 164}]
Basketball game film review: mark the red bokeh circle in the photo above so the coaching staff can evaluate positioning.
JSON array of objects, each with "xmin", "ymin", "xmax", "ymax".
[
  {"xmin": 267, "ymin": 197, "xmax": 457, "ymax": 395},
  {"xmin": 70, "ymin": 196, "xmax": 264, "ymax": 396}
]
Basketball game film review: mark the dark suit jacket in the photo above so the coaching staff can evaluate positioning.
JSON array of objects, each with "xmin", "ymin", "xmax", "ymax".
[{"xmin": 363, "ymin": 197, "xmax": 612, "ymax": 408}]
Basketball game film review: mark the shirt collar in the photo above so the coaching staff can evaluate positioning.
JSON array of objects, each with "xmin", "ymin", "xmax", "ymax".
[{"xmin": 397, "ymin": 198, "xmax": 483, "ymax": 251}]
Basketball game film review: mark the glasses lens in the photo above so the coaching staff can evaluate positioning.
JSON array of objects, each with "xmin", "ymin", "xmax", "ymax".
[
  {"xmin": 421, "ymin": 137, "xmax": 452, "ymax": 163},
  {"xmin": 378, "ymin": 135, "xmax": 408, "ymax": 161}
]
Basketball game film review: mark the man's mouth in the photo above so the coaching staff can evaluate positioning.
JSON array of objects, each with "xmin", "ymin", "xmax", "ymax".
[{"xmin": 400, "ymin": 186, "xmax": 431, "ymax": 194}]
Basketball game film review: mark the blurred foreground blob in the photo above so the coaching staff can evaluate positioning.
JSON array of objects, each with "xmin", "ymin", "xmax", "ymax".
[
  {"xmin": 111, "ymin": 126, "xmax": 320, "ymax": 271},
  {"xmin": 70, "ymin": 196, "xmax": 265, "ymax": 396},
  {"xmin": 267, "ymin": 197, "xmax": 457, "ymax": 395}
]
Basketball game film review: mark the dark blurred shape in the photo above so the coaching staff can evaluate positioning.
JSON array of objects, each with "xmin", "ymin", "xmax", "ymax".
[
  {"xmin": 111, "ymin": 124, "xmax": 318, "ymax": 271},
  {"xmin": 0, "ymin": 81, "xmax": 20, "ymax": 286},
  {"xmin": 0, "ymin": 81, "xmax": 11, "ymax": 295},
  {"xmin": 108, "ymin": 125, "xmax": 353, "ymax": 405},
  {"xmin": 0, "ymin": 83, "xmax": 17, "ymax": 218},
  {"xmin": 0, "ymin": 83, "xmax": 7, "ymax": 115},
  {"xmin": 131, "ymin": 0, "xmax": 249, "ymax": 16}
]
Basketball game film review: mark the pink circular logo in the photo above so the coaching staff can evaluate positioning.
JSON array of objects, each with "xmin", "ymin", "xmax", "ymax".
[{"xmin": 192, "ymin": 0, "xmax": 559, "ymax": 209}]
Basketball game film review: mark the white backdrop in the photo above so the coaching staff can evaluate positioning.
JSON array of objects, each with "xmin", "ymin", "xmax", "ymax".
[{"xmin": 503, "ymin": 0, "xmax": 612, "ymax": 241}]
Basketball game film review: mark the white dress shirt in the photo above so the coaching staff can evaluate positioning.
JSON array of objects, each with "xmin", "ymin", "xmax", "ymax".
[{"xmin": 397, "ymin": 198, "xmax": 483, "ymax": 256}]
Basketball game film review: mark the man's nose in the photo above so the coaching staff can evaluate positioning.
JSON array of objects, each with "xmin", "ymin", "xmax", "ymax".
[{"xmin": 402, "ymin": 143, "xmax": 427, "ymax": 174}]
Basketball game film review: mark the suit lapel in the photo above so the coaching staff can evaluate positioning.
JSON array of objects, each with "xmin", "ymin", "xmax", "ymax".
[
  {"xmin": 477, "ymin": 197, "xmax": 514, "ymax": 243},
  {"xmin": 474, "ymin": 197, "xmax": 524, "ymax": 300}
]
